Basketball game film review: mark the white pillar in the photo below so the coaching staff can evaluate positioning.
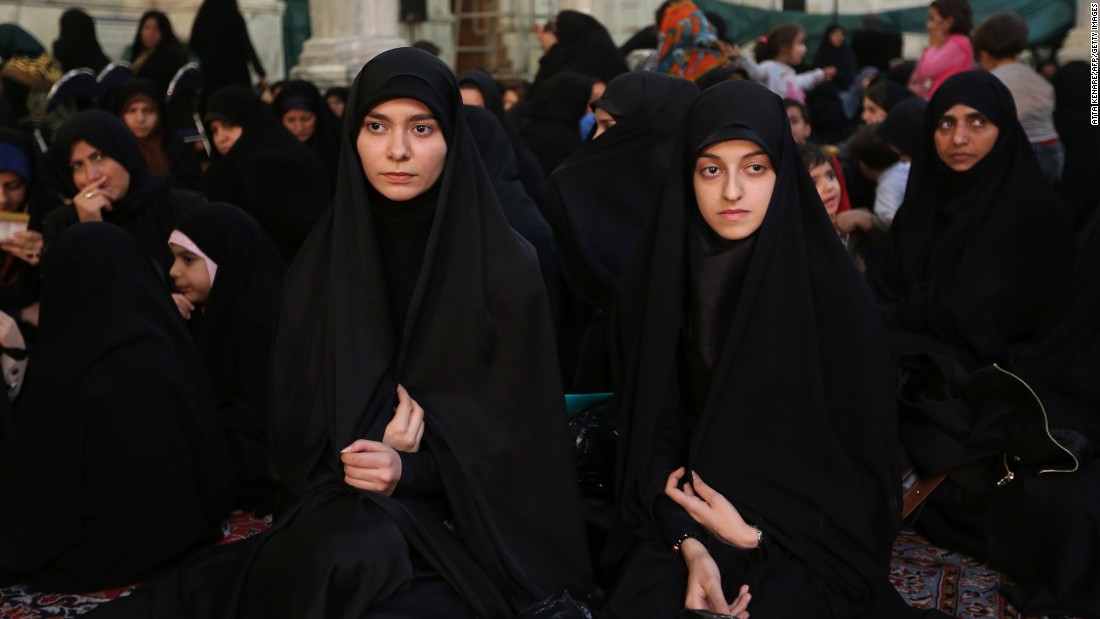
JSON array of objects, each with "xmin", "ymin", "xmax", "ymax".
[
  {"xmin": 1058, "ymin": 0, "xmax": 1095, "ymax": 63},
  {"xmin": 291, "ymin": 0, "xmax": 408, "ymax": 88}
]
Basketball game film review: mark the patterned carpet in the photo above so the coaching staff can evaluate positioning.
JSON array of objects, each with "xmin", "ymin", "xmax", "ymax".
[{"xmin": 0, "ymin": 519, "xmax": 1059, "ymax": 618}]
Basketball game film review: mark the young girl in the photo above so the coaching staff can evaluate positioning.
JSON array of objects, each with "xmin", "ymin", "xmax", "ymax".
[
  {"xmin": 89, "ymin": 47, "xmax": 593, "ymax": 619},
  {"xmin": 746, "ymin": 23, "xmax": 835, "ymax": 103},
  {"xmin": 602, "ymin": 80, "xmax": 923, "ymax": 617},
  {"xmin": 168, "ymin": 204, "xmax": 286, "ymax": 511}
]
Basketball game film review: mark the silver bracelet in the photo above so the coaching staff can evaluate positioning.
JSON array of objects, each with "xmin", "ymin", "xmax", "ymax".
[{"xmin": 751, "ymin": 524, "xmax": 763, "ymax": 549}]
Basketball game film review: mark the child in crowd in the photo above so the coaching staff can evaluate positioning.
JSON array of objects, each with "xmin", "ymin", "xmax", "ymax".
[{"xmin": 744, "ymin": 23, "xmax": 836, "ymax": 103}]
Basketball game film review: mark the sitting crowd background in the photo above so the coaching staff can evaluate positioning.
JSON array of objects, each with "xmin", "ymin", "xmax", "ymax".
[{"xmin": 0, "ymin": 0, "xmax": 1097, "ymax": 617}]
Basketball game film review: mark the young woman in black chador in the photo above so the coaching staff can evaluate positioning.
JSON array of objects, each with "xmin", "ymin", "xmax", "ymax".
[
  {"xmin": 86, "ymin": 47, "xmax": 593, "ymax": 619},
  {"xmin": 603, "ymin": 80, "xmax": 932, "ymax": 618}
]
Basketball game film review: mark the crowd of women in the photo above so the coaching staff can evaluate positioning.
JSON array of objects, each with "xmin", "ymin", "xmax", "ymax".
[{"xmin": 0, "ymin": 0, "xmax": 1097, "ymax": 617}]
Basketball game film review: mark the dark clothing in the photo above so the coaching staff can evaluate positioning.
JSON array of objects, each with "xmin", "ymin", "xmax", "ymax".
[
  {"xmin": 86, "ymin": 47, "xmax": 593, "ymax": 619},
  {"xmin": 46, "ymin": 110, "xmax": 206, "ymax": 281},
  {"xmin": 174, "ymin": 204, "xmax": 285, "ymax": 511},
  {"xmin": 129, "ymin": 11, "xmax": 190, "ymax": 96},
  {"xmin": 514, "ymin": 72, "xmax": 594, "ymax": 178},
  {"xmin": 457, "ymin": 68, "xmax": 547, "ymax": 207},
  {"xmin": 0, "ymin": 224, "xmax": 235, "ymax": 592},
  {"xmin": 190, "ymin": 0, "xmax": 265, "ymax": 104},
  {"xmin": 272, "ymin": 80, "xmax": 340, "ymax": 195},
  {"xmin": 813, "ymin": 25, "xmax": 858, "ymax": 90},
  {"xmin": 201, "ymin": 86, "xmax": 327, "ymax": 260},
  {"xmin": 532, "ymin": 11, "xmax": 627, "ymax": 98},
  {"xmin": 544, "ymin": 72, "xmax": 698, "ymax": 390},
  {"xmin": 851, "ymin": 28, "xmax": 901, "ymax": 73},
  {"xmin": 869, "ymin": 71, "xmax": 1095, "ymax": 618},
  {"xmin": 53, "ymin": 9, "xmax": 110, "ymax": 73},
  {"xmin": 604, "ymin": 79, "xmax": 915, "ymax": 618},
  {"xmin": 462, "ymin": 104, "xmax": 558, "ymax": 324}
]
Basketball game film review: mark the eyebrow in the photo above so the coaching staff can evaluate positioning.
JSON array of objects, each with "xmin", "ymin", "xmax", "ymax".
[
  {"xmin": 365, "ymin": 112, "xmax": 437, "ymax": 122},
  {"xmin": 697, "ymin": 149, "xmax": 769, "ymax": 162},
  {"xmin": 940, "ymin": 112, "xmax": 989, "ymax": 123}
]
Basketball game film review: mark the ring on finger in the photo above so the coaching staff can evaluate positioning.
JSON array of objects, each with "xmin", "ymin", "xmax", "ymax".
[{"xmin": 83, "ymin": 190, "xmax": 95, "ymax": 199}]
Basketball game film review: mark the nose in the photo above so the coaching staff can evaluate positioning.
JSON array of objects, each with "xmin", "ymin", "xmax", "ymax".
[
  {"xmin": 952, "ymin": 125, "xmax": 969, "ymax": 146},
  {"xmin": 86, "ymin": 162, "xmax": 103, "ymax": 181},
  {"xmin": 721, "ymin": 173, "xmax": 743, "ymax": 202},
  {"xmin": 387, "ymin": 132, "xmax": 411, "ymax": 161}
]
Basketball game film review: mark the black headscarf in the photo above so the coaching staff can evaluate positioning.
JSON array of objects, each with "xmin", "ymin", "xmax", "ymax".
[
  {"xmin": 189, "ymin": 0, "xmax": 265, "ymax": 98},
  {"xmin": 547, "ymin": 72, "xmax": 698, "ymax": 308},
  {"xmin": 515, "ymin": 71, "xmax": 594, "ymax": 178},
  {"xmin": 813, "ymin": 24, "xmax": 858, "ymax": 90},
  {"xmin": 877, "ymin": 97, "xmax": 926, "ymax": 159},
  {"xmin": 272, "ymin": 79, "xmax": 340, "ymax": 194},
  {"xmin": 270, "ymin": 47, "xmax": 592, "ymax": 614},
  {"xmin": 53, "ymin": 9, "xmax": 110, "ymax": 73},
  {"xmin": 0, "ymin": 223, "xmax": 234, "ymax": 592},
  {"xmin": 129, "ymin": 11, "xmax": 190, "ymax": 95},
  {"xmin": 868, "ymin": 71, "xmax": 1073, "ymax": 367},
  {"xmin": 458, "ymin": 68, "xmax": 547, "ymax": 207},
  {"xmin": 49, "ymin": 110, "xmax": 201, "ymax": 275},
  {"xmin": 200, "ymin": 85, "xmax": 328, "ymax": 260},
  {"xmin": 0, "ymin": 128, "xmax": 45, "ymax": 316},
  {"xmin": 610, "ymin": 79, "xmax": 902, "ymax": 611},
  {"xmin": 173, "ymin": 204, "xmax": 285, "ymax": 507},
  {"xmin": 531, "ymin": 11, "xmax": 627, "ymax": 97}
]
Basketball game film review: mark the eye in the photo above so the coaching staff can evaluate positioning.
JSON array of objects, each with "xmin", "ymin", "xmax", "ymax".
[
  {"xmin": 698, "ymin": 165, "xmax": 721, "ymax": 177},
  {"xmin": 70, "ymin": 162, "xmax": 82, "ymax": 173},
  {"xmin": 826, "ymin": 169, "xmax": 836, "ymax": 181},
  {"xmin": 182, "ymin": 256, "xmax": 194, "ymax": 265},
  {"xmin": 90, "ymin": 152, "xmax": 105, "ymax": 162},
  {"xmin": 746, "ymin": 163, "xmax": 769, "ymax": 175},
  {"xmin": 970, "ymin": 116, "xmax": 988, "ymax": 128},
  {"xmin": 412, "ymin": 124, "xmax": 434, "ymax": 135},
  {"xmin": 365, "ymin": 121, "xmax": 385, "ymax": 133},
  {"xmin": 938, "ymin": 118, "xmax": 954, "ymax": 130}
]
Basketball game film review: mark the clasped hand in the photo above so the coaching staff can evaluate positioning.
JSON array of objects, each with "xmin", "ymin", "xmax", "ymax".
[{"xmin": 340, "ymin": 384, "xmax": 425, "ymax": 496}]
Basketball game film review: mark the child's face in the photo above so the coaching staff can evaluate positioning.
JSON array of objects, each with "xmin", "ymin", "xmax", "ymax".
[
  {"xmin": 808, "ymin": 161, "xmax": 841, "ymax": 221},
  {"xmin": 169, "ymin": 243, "xmax": 213, "ymax": 304},
  {"xmin": 785, "ymin": 106, "xmax": 812, "ymax": 144},
  {"xmin": 789, "ymin": 31, "xmax": 808, "ymax": 65}
]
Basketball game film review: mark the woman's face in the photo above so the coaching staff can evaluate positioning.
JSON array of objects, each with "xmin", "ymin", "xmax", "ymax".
[
  {"xmin": 70, "ymin": 140, "xmax": 131, "ymax": 200},
  {"xmin": 168, "ymin": 243, "xmax": 212, "ymax": 304},
  {"xmin": 0, "ymin": 171, "xmax": 28, "ymax": 213},
  {"xmin": 502, "ymin": 89, "xmax": 520, "ymax": 111},
  {"xmin": 808, "ymin": 161, "xmax": 841, "ymax": 221},
  {"xmin": 934, "ymin": 103, "xmax": 999, "ymax": 172},
  {"xmin": 282, "ymin": 109, "xmax": 316, "ymax": 142},
  {"xmin": 356, "ymin": 97, "xmax": 447, "ymax": 202},
  {"xmin": 459, "ymin": 86, "xmax": 485, "ymax": 108},
  {"xmin": 861, "ymin": 97, "xmax": 887, "ymax": 125},
  {"xmin": 122, "ymin": 97, "xmax": 159, "ymax": 139},
  {"xmin": 693, "ymin": 139, "xmax": 776, "ymax": 241},
  {"xmin": 140, "ymin": 17, "xmax": 162, "ymax": 49},
  {"xmin": 828, "ymin": 28, "xmax": 845, "ymax": 47},
  {"xmin": 326, "ymin": 95, "xmax": 346, "ymax": 118},
  {"xmin": 210, "ymin": 120, "xmax": 244, "ymax": 155},
  {"xmin": 592, "ymin": 108, "xmax": 616, "ymax": 139}
]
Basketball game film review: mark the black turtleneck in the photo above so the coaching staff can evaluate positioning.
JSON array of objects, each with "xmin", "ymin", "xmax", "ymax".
[{"xmin": 370, "ymin": 185, "xmax": 437, "ymax": 339}]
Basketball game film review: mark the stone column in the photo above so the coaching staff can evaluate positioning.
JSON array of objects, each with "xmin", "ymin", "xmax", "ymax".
[
  {"xmin": 291, "ymin": 0, "xmax": 408, "ymax": 88},
  {"xmin": 1059, "ymin": 0, "xmax": 1095, "ymax": 63}
]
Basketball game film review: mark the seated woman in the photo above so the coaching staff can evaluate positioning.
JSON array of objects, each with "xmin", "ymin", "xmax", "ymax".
[
  {"xmin": 201, "ymin": 85, "xmax": 328, "ymax": 260},
  {"xmin": 869, "ymin": 71, "xmax": 1093, "ymax": 617},
  {"xmin": 107, "ymin": 78, "xmax": 202, "ymax": 191},
  {"xmin": 43, "ymin": 110, "xmax": 207, "ymax": 283},
  {"xmin": 87, "ymin": 47, "xmax": 593, "ymax": 619},
  {"xmin": 543, "ymin": 71, "xmax": 698, "ymax": 390},
  {"xmin": 167, "ymin": 204, "xmax": 285, "ymax": 512},
  {"xmin": 0, "ymin": 223, "xmax": 235, "ymax": 592},
  {"xmin": 602, "ymin": 80, "xmax": 923, "ymax": 617},
  {"xmin": 272, "ymin": 80, "xmax": 339, "ymax": 193}
]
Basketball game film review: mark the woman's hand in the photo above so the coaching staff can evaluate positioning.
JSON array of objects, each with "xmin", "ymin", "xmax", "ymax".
[
  {"xmin": 681, "ymin": 538, "xmax": 752, "ymax": 617},
  {"xmin": 171, "ymin": 293, "xmax": 195, "ymax": 320},
  {"xmin": 822, "ymin": 66, "xmax": 837, "ymax": 80},
  {"xmin": 666, "ymin": 467, "xmax": 760, "ymax": 549},
  {"xmin": 340, "ymin": 439, "xmax": 402, "ymax": 495},
  {"xmin": 835, "ymin": 209, "xmax": 873, "ymax": 235},
  {"xmin": 0, "ymin": 230, "xmax": 44, "ymax": 266},
  {"xmin": 383, "ymin": 384, "xmax": 425, "ymax": 453},
  {"xmin": 74, "ymin": 177, "xmax": 112, "ymax": 222},
  {"xmin": 19, "ymin": 302, "xmax": 38, "ymax": 327},
  {"xmin": 0, "ymin": 310, "xmax": 25, "ymax": 350}
]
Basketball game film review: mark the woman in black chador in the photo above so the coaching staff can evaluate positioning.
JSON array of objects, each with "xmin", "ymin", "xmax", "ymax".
[
  {"xmin": 0, "ymin": 223, "xmax": 235, "ymax": 592},
  {"xmin": 53, "ymin": 8, "xmax": 110, "ymax": 73},
  {"xmin": 86, "ymin": 47, "xmax": 594, "ymax": 619},
  {"xmin": 869, "ymin": 71, "xmax": 1096, "ymax": 618},
  {"xmin": 602, "ymin": 80, "xmax": 927, "ymax": 617},
  {"xmin": 543, "ymin": 71, "xmax": 698, "ymax": 390}
]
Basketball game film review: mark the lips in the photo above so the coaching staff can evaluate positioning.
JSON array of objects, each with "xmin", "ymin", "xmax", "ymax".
[
  {"xmin": 720, "ymin": 209, "xmax": 750, "ymax": 221},
  {"xmin": 383, "ymin": 172, "xmax": 415, "ymax": 183}
]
